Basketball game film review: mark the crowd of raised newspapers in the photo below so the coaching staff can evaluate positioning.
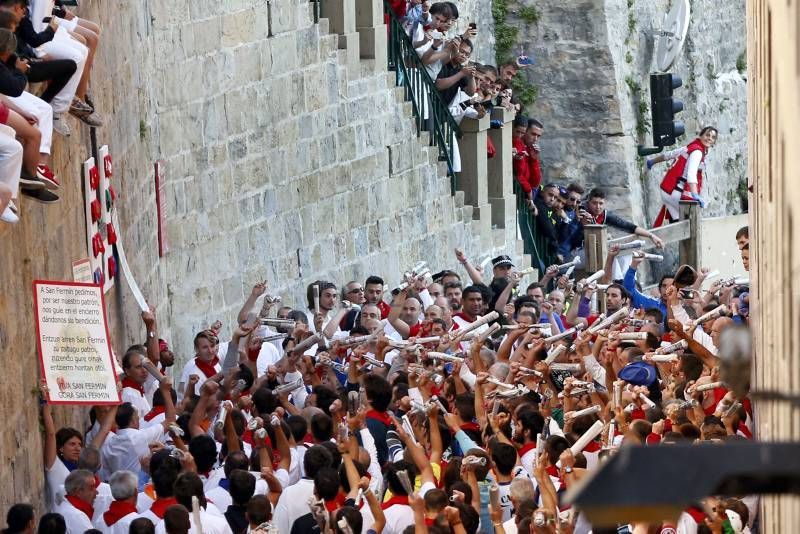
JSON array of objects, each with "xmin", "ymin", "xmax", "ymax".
[{"xmin": 5, "ymin": 222, "xmax": 754, "ymax": 534}]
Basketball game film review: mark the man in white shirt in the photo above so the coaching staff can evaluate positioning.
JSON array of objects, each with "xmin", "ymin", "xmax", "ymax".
[
  {"xmin": 120, "ymin": 349, "xmax": 154, "ymax": 419},
  {"xmin": 178, "ymin": 330, "xmax": 222, "ymax": 400},
  {"xmin": 96, "ymin": 470, "xmax": 139, "ymax": 534},
  {"xmin": 155, "ymin": 472, "xmax": 232, "ymax": 534},
  {"xmin": 303, "ymin": 281, "xmax": 341, "ymax": 334},
  {"xmin": 53, "ymin": 469, "xmax": 97, "ymax": 534},
  {"xmin": 271, "ymin": 445, "xmax": 333, "ymax": 534},
  {"xmin": 101, "ymin": 378, "xmax": 176, "ymax": 478}
]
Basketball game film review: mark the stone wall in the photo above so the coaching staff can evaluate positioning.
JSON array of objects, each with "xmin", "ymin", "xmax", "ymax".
[
  {"xmin": 478, "ymin": 0, "xmax": 747, "ymax": 226},
  {"xmin": 0, "ymin": 0, "xmax": 524, "ymax": 510}
]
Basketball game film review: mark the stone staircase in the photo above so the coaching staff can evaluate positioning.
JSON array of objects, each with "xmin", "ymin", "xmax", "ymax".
[{"xmin": 311, "ymin": 0, "xmax": 532, "ymax": 271}]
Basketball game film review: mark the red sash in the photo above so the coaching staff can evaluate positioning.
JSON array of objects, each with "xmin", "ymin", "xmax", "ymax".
[
  {"xmin": 143, "ymin": 406, "xmax": 166, "ymax": 422},
  {"xmin": 195, "ymin": 356, "xmax": 220, "ymax": 379},
  {"xmin": 381, "ymin": 495, "xmax": 410, "ymax": 510},
  {"xmin": 103, "ymin": 500, "xmax": 137, "ymax": 526},
  {"xmin": 518, "ymin": 442, "xmax": 537, "ymax": 457},
  {"xmin": 366, "ymin": 410, "xmax": 393, "ymax": 426},
  {"xmin": 121, "ymin": 377, "xmax": 144, "ymax": 396},
  {"xmin": 65, "ymin": 495, "xmax": 94, "ymax": 520},
  {"xmin": 150, "ymin": 497, "xmax": 178, "ymax": 519}
]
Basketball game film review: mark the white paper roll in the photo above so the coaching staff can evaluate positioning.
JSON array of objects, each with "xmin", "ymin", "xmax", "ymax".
[
  {"xmin": 617, "ymin": 332, "xmax": 648, "ymax": 341},
  {"xmin": 650, "ymin": 354, "xmax": 678, "ymax": 362},
  {"xmin": 696, "ymin": 381, "xmax": 724, "ymax": 392},
  {"xmin": 544, "ymin": 344, "xmax": 566, "ymax": 364},
  {"xmin": 584, "ymin": 269, "xmax": 606, "ymax": 285},
  {"xmin": 570, "ymin": 419, "xmax": 604, "ymax": 455},
  {"xmin": 459, "ymin": 311, "xmax": 500, "ymax": 335}
]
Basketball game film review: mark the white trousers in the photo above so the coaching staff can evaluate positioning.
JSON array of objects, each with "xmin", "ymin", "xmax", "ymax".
[
  {"xmin": 37, "ymin": 26, "xmax": 88, "ymax": 113},
  {"xmin": 660, "ymin": 188, "xmax": 683, "ymax": 222},
  {"xmin": 0, "ymin": 124, "xmax": 24, "ymax": 199},
  {"xmin": 9, "ymin": 92, "xmax": 53, "ymax": 155}
]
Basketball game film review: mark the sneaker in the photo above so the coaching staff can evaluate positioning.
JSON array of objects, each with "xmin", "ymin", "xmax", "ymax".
[
  {"xmin": 36, "ymin": 165, "xmax": 60, "ymax": 190},
  {"xmin": 21, "ymin": 187, "xmax": 60, "ymax": 203},
  {"xmin": 70, "ymin": 98, "xmax": 93, "ymax": 115},
  {"xmin": 84, "ymin": 94, "xmax": 96, "ymax": 112},
  {"xmin": 52, "ymin": 113, "xmax": 71, "ymax": 137},
  {"xmin": 19, "ymin": 169, "xmax": 45, "ymax": 189},
  {"xmin": 7, "ymin": 199, "xmax": 17, "ymax": 214},
  {"xmin": 1, "ymin": 204, "xmax": 18, "ymax": 223},
  {"xmin": 77, "ymin": 111, "xmax": 104, "ymax": 127}
]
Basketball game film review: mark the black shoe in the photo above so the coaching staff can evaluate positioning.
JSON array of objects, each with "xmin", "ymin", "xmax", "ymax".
[
  {"xmin": 21, "ymin": 187, "xmax": 60, "ymax": 203},
  {"xmin": 19, "ymin": 170, "xmax": 44, "ymax": 189}
]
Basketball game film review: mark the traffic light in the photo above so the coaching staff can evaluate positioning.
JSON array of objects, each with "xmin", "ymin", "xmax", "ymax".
[{"xmin": 650, "ymin": 73, "xmax": 685, "ymax": 147}]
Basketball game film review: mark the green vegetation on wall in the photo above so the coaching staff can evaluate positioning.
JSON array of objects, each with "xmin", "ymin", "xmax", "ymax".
[{"xmin": 493, "ymin": 0, "xmax": 540, "ymax": 110}]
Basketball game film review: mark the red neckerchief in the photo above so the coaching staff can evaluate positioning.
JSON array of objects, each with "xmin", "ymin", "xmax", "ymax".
[
  {"xmin": 143, "ymin": 406, "xmax": 166, "ymax": 422},
  {"xmin": 518, "ymin": 442, "xmax": 537, "ymax": 457},
  {"xmin": 425, "ymin": 517, "xmax": 436, "ymax": 526},
  {"xmin": 247, "ymin": 346, "xmax": 260, "ymax": 362},
  {"xmin": 686, "ymin": 506, "xmax": 707, "ymax": 524},
  {"xmin": 377, "ymin": 301, "xmax": 391, "ymax": 319},
  {"xmin": 381, "ymin": 495, "xmax": 410, "ymax": 509},
  {"xmin": 453, "ymin": 311, "xmax": 477, "ymax": 323},
  {"xmin": 195, "ymin": 356, "xmax": 220, "ymax": 379},
  {"xmin": 121, "ymin": 377, "xmax": 144, "ymax": 396},
  {"xmin": 366, "ymin": 410, "xmax": 393, "ymax": 426},
  {"xmin": 324, "ymin": 500, "xmax": 339, "ymax": 513},
  {"xmin": 630, "ymin": 408, "xmax": 647, "ymax": 421},
  {"xmin": 737, "ymin": 422, "xmax": 753, "ymax": 439},
  {"xmin": 150, "ymin": 497, "xmax": 178, "ymax": 519},
  {"xmin": 103, "ymin": 500, "xmax": 137, "ymax": 526},
  {"xmin": 645, "ymin": 433, "xmax": 661, "ymax": 445},
  {"xmin": 65, "ymin": 495, "xmax": 94, "ymax": 520},
  {"xmin": 595, "ymin": 210, "xmax": 606, "ymax": 225},
  {"xmin": 460, "ymin": 422, "xmax": 480, "ymax": 433},
  {"xmin": 583, "ymin": 440, "xmax": 602, "ymax": 453}
]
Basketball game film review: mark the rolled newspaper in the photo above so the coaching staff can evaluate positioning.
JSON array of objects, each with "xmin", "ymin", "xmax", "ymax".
[
  {"xmin": 616, "ymin": 239, "xmax": 645, "ymax": 252},
  {"xmin": 518, "ymin": 366, "xmax": 544, "ymax": 378},
  {"xmin": 479, "ymin": 255, "xmax": 493, "ymax": 269},
  {"xmin": 617, "ymin": 331, "xmax": 648, "ymax": 341},
  {"xmin": 431, "ymin": 395, "xmax": 448, "ymax": 414},
  {"xmin": 362, "ymin": 354, "xmax": 388, "ymax": 368},
  {"xmin": 559, "ymin": 386, "xmax": 594, "ymax": 398},
  {"xmin": 411, "ymin": 261, "xmax": 427, "ymax": 275},
  {"xmin": 401, "ymin": 415, "xmax": 417, "ymax": 444},
  {"xmin": 247, "ymin": 417, "xmax": 263, "ymax": 430},
  {"xmin": 459, "ymin": 311, "xmax": 500, "ymax": 335},
  {"xmin": 584, "ymin": 269, "xmax": 606, "ymax": 285},
  {"xmin": 261, "ymin": 333, "xmax": 288, "ymax": 342},
  {"xmin": 313, "ymin": 284, "xmax": 320, "ymax": 314},
  {"xmin": 542, "ymin": 327, "xmax": 580, "ymax": 344},
  {"xmin": 613, "ymin": 381, "xmax": 623, "ymax": 408},
  {"xmin": 489, "ymin": 484, "xmax": 500, "ymax": 509},
  {"xmin": 339, "ymin": 334, "xmax": 376, "ymax": 347},
  {"xmin": 142, "ymin": 360, "xmax": 167, "ymax": 383},
  {"xmin": 274, "ymin": 377, "xmax": 304, "ymax": 395},
  {"xmin": 696, "ymin": 381, "xmax": 724, "ymax": 392},
  {"xmin": 595, "ymin": 283, "xmax": 611, "ymax": 291},
  {"xmin": 486, "ymin": 377, "xmax": 516, "ymax": 390},
  {"xmin": 214, "ymin": 401, "xmax": 231, "ymax": 430},
  {"xmin": 549, "ymin": 363, "xmax": 581, "ymax": 373},
  {"xmin": 260, "ymin": 318, "xmax": 296, "ymax": 327},
  {"xmin": 515, "ymin": 267, "xmax": 536, "ymax": 276},
  {"xmin": 564, "ymin": 264, "xmax": 576, "ymax": 278},
  {"xmin": 650, "ymin": 354, "xmax": 679, "ymax": 363},
  {"xmin": 607, "ymin": 421, "xmax": 616, "ymax": 448},
  {"xmin": 191, "ymin": 496, "xmax": 204, "ymax": 534},
  {"xmin": 656, "ymin": 339, "xmax": 688, "ymax": 354},
  {"xmin": 569, "ymin": 419, "xmax": 604, "ymax": 455},
  {"xmin": 428, "ymin": 352, "xmax": 465, "ymax": 363},
  {"xmin": 291, "ymin": 333, "xmax": 321, "ymax": 354},
  {"xmin": 587, "ymin": 306, "xmax": 630, "ymax": 334},
  {"xmin": 557, "ymin": 256, "xmax": 581, "ymax": 271},
  {"xmin": 693, "ymin": 304, "xmax": 729, "ymax": 326},
  {"xmin": 396, "ymin": 470, "xmax": 414, "ymax": 495},
  {"xmin": 638, "ymin": 392, "xmax": 656, "ymax": 409},
  {"xmin": 544, "ymin": 344, "xmax": 567, "ymax": 365},
  {"xmin": 633, "ymin": 251, "xmax": 664, "ymax": 262},
  {"xmin": 567, "ymin": 405, "xmax": 601, "ymax": 420},
  {"xmin": 724, "ymin": 401, "xmax": 742, "ymax": 417},
  {"xmin": 535, "ymin": 433, "xmax": 545, "ymax": 455},
  {"xmin": 703, "ymin": 270, "xmax": 720, "ymax": 281},
  {"xmin": 624, "ymin": 318, "xmax": 648, "ymax": 328}
]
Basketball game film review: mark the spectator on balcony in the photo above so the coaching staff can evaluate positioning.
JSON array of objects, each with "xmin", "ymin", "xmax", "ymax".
[
  {"xmin": 0, "ymin": 28, "xmax": 59, "ymax": 202},
  {"xmin": 0, "ymin": 4, "xmax": 81, "ymax": 136},
  {"xmin": 434, "ymin": 37, "xmax": 475, "ymax": 106},
  {"xmin": 556, "ymin": 183, "xmax": 585, "ymax": 259},
  {"xmin": 416, "ymin": 2, "xmax": 453, "ymax": 80},
  {"xmin": 533, "ymin": 183, "xmax": 566, "ymax": 263},
  {"xmin": 0, "ymin": 113, "xmax": 22, "ymax": 223},
  {"xmin": 579, "ymin": 187, "xmax": 664, "ymax": 248},
  {"xmin": 512, "ymin": 117, "xmax": 542, "ymax": 208},
  {"xmin": 28, "ymin": 0, "xmax": 103, "ymax": 125}
]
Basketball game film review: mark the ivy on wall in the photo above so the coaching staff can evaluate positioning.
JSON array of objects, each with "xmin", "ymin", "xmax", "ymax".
[{"xmin": 493, "ymin": 0, "xmax": 540, "ymax": 110}]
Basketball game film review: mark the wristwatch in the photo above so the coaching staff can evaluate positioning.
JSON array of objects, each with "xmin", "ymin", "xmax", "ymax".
[
  {"xmin": 148, "ymin": 331, "xmax": 155, "ymax": 339},
  {"xmin": 564, "ymin": 466, "xmax": 573, "ymax": 474}
]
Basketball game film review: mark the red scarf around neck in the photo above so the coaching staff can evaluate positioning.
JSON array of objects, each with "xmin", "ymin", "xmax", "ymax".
[
  {"xmin": 65, "ymin": 495, "xmax": 94, "ymax": 520},
  {"xmin": 381, "ymin": 495, "xmax": 410, "ymax": 510},
  {"xmin": 103, "ymin": 500, "xmax": 137, "ymax": 526},
  {"xmin": 195, "ymin": 356, "xmax": 220, "ymax": 379},
  {"xmin": 143, "ymin": 406, "xmax": 166, "ymax": 422},
  {"xmin": 366, "ymin": 410, "xmax": 393, "ymax": 426},
  {"xmin": 150, "ymin": 496, "xmax": 178, "ymax": 519},
  {"xmin": 121, "ymin": 377, "xmax": 145, "ymax": 396},
  {"xmin": 517, "ymin": 442, "xmax": 537, "ymax": 457}
]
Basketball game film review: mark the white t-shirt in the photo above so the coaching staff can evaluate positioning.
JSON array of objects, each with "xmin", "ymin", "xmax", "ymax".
[
  {"xmin": 100, "ymin": 425, "xmax": 165, "ymax": 476},
  {"xmin": 178, "ymin": 358, "xmax": 222, "ymax": 400},
  {"xmin": 383, "ymin": 481, "xmax": 436, "ymax": 534},
  {"xmin": 45, "ymin": 456, "xmax": 70, "ymax": 511},
  {"xmin": 53, "ymin": 498, "xmax": 93, "ymax": 534},
  {"xmin": 155, "ymin": 508, "xmax": 233, "ymax": 534},
  {"xmin": 122, "ymin": 383, "xmax": 152, "ymax": 419}
]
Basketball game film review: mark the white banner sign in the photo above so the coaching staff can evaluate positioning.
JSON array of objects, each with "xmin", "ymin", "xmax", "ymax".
[{"xmin": 33, "ymin": 281, "xmax": 121, "ymax": 405}]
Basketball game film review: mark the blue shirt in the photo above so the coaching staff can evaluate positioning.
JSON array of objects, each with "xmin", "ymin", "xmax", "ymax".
[{"xmin": 622, "ymin": 267, "xmax": 667, "ymax": 320}]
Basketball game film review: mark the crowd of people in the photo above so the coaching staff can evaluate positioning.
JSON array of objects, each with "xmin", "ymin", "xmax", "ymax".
[
  {"xmin": 4, "ymin": 217, "xmax": 753, "ymax": 534},
  {"xmin": 0, "ymin": 2, "xmax": 756, "ymax": 534},
  {"xmin": 0, "ymin": 0, "xmax": 103, "ymax": 223}
]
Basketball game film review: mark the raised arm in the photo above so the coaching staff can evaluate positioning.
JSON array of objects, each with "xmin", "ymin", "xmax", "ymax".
[
  {"xmin": 141, "ymin": 307, "xmax": 160, "ymax": 368},
  {"xmin": 387, "ymin": 290, "xmax": 411, "ymax": 339},
  {"xmin": 455, "ymin": 248, "xmax": 484, "ymax": 284},
  {"xmin": 237, "ymin": 280, "xmax": 268, "ymax": 325}
]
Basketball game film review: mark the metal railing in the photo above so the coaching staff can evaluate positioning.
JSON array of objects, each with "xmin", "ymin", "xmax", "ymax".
[
  {"xmin": 384, "ymin": 2, "xmax": 462, "ymax": 191},
  {"xmin": 514, "ymin": 182, "xmax": 559, "ymax": 273},
  {"xmin": 311, "ymin": 0, "xmax": 321, "ymax": 23}
]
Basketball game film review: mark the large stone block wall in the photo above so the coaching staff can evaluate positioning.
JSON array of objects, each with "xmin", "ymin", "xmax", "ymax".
[
  {"xmin": 0, "ymin": 0, "xmax": 521, "ymax": 509},
  {"xmin": 458, "ymin": 0, "xmax": 746, "ymax": 226}
]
